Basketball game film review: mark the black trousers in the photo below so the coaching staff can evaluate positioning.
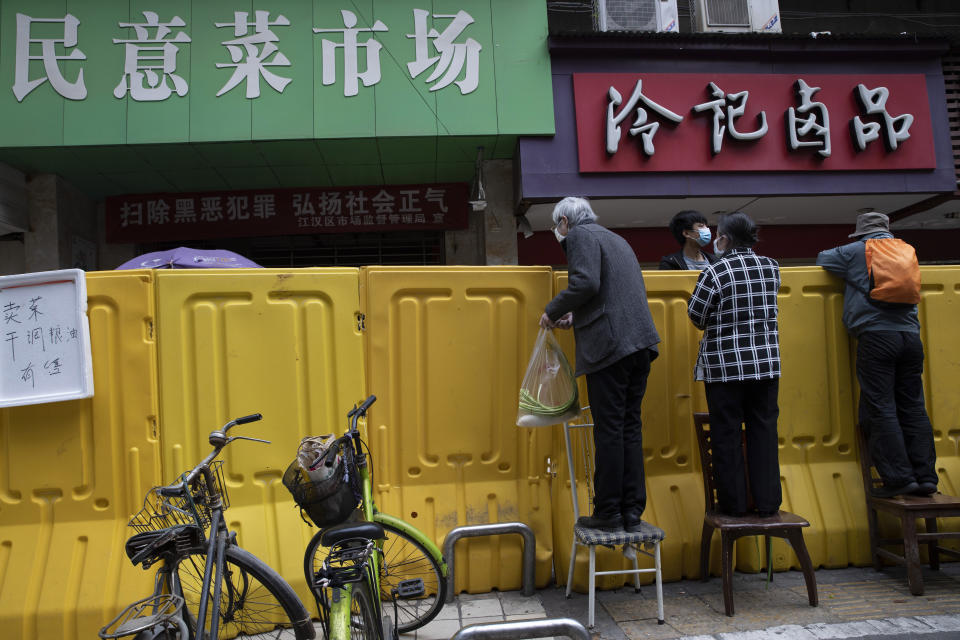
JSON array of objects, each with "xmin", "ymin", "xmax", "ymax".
[
  {"xmin": 856, "ymin": 331, "xmax": 937, "ymax": 487},
  {"xmin": 585, "ymin": 349, "xmax": 652, "ymax": 518},
  {"xmin": 703, "ymin": 378, "xmax": 782, "ymax": 515}
]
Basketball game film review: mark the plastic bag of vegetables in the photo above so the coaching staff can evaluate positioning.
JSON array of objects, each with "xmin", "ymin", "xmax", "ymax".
[{"xmin": 516, "ymin": 328, "xmax": 580, "ymax": 427}]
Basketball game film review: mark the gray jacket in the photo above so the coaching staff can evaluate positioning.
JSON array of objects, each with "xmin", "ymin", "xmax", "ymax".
[
  {"xmin": 815, "ymin": 231, "xmax": 919, "ymax": 336},
  {"xmin": 545, "ymin": 223, "xmax": 660, "ymax": 376}
]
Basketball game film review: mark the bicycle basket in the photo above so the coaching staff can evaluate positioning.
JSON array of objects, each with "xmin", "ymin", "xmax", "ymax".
[
  {"xmin": 128, "ymin": 460, "xmax": 229, "ymax": 533},
  {"xmin": 282, "ymin": 438, "xmax": 359, "ymax": 527}
]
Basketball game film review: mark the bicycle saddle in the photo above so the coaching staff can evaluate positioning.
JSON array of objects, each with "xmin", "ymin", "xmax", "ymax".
[
  {"xmin": 320, "ymin": 521, "xmax": 385, "ymax": 547},
  {"xmin": 126, "ymin": 525, "xmax": 203, "ymax": 568}
]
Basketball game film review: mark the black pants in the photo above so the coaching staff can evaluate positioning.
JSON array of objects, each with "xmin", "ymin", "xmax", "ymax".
[
  {"xmin": 857, "ymin": 331, "xmax": 937, "ymax": 487},
  {"xmin": 704, "ymin": 378, "xmax": 781, "ymax": 515},
  {"xmin": 585, "ymin": 349, "xmax": 652, "ymax": 518}
]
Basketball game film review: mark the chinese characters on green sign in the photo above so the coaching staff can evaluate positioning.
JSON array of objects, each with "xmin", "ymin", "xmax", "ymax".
[{"xmin": 14, "ymin": 8, "xmax": 482, "ymax": 101}]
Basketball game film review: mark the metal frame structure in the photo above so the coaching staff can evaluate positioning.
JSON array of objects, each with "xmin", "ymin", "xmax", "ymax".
[{"xmin": 442, "ymin": 522, "xmax": 536, "ymax": 604}]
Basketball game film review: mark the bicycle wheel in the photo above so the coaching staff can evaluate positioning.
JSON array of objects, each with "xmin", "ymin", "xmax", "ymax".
[
  {"xmin": 174, "ymin": 544, "xmax": 315, "ymax": 640},
  {"xmin": 349, "ymin": 581, "xmax": 380, "ymax": 640},
  {"xmin": 307, "ymin": 523, "xmax": 446, "ymax": 633},
  {"xmin": 378, "ymin": 522, "xmax": 446, "ymax": 632}
]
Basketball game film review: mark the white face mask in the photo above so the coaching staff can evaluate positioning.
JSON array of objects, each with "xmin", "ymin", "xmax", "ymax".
[
  {"xmin": 553, "ymin": 219, "xmax": 567, "ymax": 243},
  {"xmin": 713, "ymin": 237, "xmax": 724, "ymax": 255}
]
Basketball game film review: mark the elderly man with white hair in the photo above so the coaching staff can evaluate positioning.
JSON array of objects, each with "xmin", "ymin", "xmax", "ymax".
[{"xmin": 539, "ymin": 196, "xmax": 660, "ymax": 532}]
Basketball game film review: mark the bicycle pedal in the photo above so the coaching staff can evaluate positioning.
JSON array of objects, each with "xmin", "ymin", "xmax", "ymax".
[{"xmin": 396, "ymin": 578, "xmax": 425, "ymax": 598}]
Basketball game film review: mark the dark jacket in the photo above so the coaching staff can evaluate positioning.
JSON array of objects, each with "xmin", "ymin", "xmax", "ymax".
[
  {"xmin": 545, "ymin": 223, "xmax": 660, "ymax": 376},
  {"xmin": 659, "ymin": 250, "xmax": 719, "ymax": 270},
  {"xmin": 815, "ymin": 231, "xmax": 919, "ymax": 336}
]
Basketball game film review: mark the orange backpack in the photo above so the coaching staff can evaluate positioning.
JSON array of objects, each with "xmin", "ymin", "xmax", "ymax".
[{"xmin": 863, "ymin": 237, "xmax": 921, "ymax": 306}]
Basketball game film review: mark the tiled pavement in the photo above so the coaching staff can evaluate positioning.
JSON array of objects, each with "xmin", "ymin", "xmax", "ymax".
[{"xmin": 407, "ymin": 563, "xmax": 960, "ymax": 640}]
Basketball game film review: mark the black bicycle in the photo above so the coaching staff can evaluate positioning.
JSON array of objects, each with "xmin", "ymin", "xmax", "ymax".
[{"xmin": 99, "ymin": 414, "xmax": 316, "ymax": 640}]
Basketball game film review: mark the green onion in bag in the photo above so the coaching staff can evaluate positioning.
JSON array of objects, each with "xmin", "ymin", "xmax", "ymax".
[{"xmin": 517, "ymin": 328, "xmax": 581, "ymax": 427}]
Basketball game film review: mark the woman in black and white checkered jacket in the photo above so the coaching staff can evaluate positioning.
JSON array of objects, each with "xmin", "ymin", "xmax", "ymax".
[{"xmin": 687, "ymin": 212, "xmax": 782, "ymax": 518}]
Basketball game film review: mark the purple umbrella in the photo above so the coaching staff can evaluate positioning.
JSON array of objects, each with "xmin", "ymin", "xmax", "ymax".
[{"xmin": 115, "ymin": 247, "xmax": 263, "ymax": 270}]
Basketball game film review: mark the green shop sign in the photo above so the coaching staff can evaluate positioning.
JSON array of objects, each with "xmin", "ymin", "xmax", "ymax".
[{"xmin": 0, "ymin": 1, "xmax": 552, "ymax": 161}]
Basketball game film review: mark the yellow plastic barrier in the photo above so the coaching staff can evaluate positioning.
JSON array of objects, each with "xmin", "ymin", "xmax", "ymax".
[
  {"xmin": 2, "ymin": 264, "xmax": 959, "ymax": 634},
  {"xmin": 552, "ymin": 266, "xmax": 960, "ymax": 591},
  {"xmin": 152, "ymin": 268, "xmax": 367, "ymax": 607},
  {"xmin": 916, "ymin": 266, "xmax": 960, "ymax": 492},
  {"xmin": 361, "ymin": 266, "xmax": 556, "ymax": 595},
  {"xmin": 0, "ymin": 271, "xmax": 161, "ymax": 640}
]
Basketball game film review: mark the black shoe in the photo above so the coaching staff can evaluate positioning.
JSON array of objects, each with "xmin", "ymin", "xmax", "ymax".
[
  {"xmin": 577, "ymin": 513, "xmax": 623, "ymax": 531},
  {"xmin": 912, "ymin": 482, "xmax": 937, "ymax": 496},
  {"xmin": 756, "ymin": 509, "xmax": 779, "ymax": 517},
  {"xmin": 871, "ymin": 481, "xmax": 920, "ymax": 498},
  {"xmin": 622, "ymin": 510, "xmax": 644, "ymax": 533}
]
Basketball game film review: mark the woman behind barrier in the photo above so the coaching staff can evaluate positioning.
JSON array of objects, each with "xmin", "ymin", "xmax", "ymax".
[{"xmin": 687, "ymin": 212, "xmax": 783, "ymax": 517}]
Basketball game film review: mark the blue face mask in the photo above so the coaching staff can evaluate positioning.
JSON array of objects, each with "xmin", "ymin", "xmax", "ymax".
[{"xmin": 696, "ymin": 227, "xmax": 712, "ymax": 247}]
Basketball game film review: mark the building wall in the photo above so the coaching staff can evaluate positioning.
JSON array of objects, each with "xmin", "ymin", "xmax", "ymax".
[
  {"xmin": 0, "ymin": 174, "xmax": 98, "ymax": 276},
  {"xmin": 483, "ymin": 160, "xmax": 519, "ymax": 265},
  {"xmin": 0, "ymin": 163, "xmax": 28, "ymax": 275},
  {"xmin": 23, "ymin": 175, "xmax": 59, "ymax": 273},
  {"xmin": 97, "ymin": 202, "xmax": 135, "ymax": 271},
  {"xmin": 548, "ymin": 0, "xmax": 960, "ymax": 40},
  {"xmin": 445, "ymin": 159, "xmax": 518, "ymax": 266},
  {"xmin": 0, "ymin": 237, "xmax": 24, "ymax": 274},
  {"xmin": 57, "ymin": 176, "xmax": 97, "ymax": 270}
]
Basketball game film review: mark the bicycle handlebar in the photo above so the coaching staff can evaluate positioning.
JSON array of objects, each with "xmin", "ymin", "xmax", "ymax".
[
  {"xmin": 158, "ymin": 414, "xmax": 266, "ymax": 494},
  {"xmin": 347, "ymin": 395, "xmax": 376, "ymax": 419},
  {"xmin": 347, "ymin": 395, "xmax": 376, "ymax": 438}
]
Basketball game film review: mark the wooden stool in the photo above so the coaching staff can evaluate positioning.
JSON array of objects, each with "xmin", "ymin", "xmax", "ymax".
[
  {"xmin": 855, "ymin": 426, "xmax": 960, "ymax": 595},
  {"xmin": 693, "ymin": 412, "xmax": 818, "ymax": 616}
]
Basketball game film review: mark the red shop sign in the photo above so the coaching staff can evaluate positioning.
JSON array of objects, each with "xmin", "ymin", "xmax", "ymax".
[
  {"xmin": 105, "ymin": 183, "xmax": 469, "ymax": 243},
  {"xmin": 573, "ymin": 73, "xmax": 936, "ymax": 173}
]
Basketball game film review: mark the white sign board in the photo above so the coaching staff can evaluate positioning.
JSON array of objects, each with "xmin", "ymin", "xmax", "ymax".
[{"xmin": 0, "ymin": 269, "xmax": 94, "ymax": 407}]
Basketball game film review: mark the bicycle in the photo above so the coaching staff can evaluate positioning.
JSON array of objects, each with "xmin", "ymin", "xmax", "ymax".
[
  {"xmin": 288, "ymin": 395, "xmax": 448, "ymax": 638},
  {"xmin": 99, "ymin": 413, "xmax": 316, "ymax": 640}
]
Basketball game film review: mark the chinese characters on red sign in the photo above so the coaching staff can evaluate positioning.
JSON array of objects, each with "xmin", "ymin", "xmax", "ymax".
[
  {"xmin": 574, "ymin": 73, "xmax": 936, "ymax": 173},
  {"xmin": 105, "ymin": 183, "xmax": 469, "ymax": 243}
]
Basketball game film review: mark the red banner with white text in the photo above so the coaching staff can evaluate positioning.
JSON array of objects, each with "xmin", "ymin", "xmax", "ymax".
[{"xmin": 105, "ymin": 183, "xmax": 469, "ymax": 243}]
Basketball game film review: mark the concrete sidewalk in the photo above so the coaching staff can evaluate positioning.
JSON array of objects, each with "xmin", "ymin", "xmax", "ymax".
[{"xmin": 410, "ymin": 563, "xmax": 960, "ymax": 640}]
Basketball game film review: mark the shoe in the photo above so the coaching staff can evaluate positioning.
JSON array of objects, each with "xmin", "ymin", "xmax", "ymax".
[
  {"xmin": 622, "ymin": 510, "xmax": 644, "ymax": 533},
  {"xmin": 577, "ymin": 513, "xmax": 623, "ymax": 531},
  {"xmin": 871, "ymin": 481, "xmax": 920, "ymax": 498},
  {"xmin": 912, "ymin": 482, "xmax": 937, "ymax": 496},
  {"xmin": 756, "ymin": 509, "xmax": 779, "ymax": 517}
]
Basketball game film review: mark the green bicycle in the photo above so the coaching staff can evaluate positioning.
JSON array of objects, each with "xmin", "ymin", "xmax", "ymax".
[{"xmin": 287, "ymin": 395, "xmax": 448, "ymax": 638}]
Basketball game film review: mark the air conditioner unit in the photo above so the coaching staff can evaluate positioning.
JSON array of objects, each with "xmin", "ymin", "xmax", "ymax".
[
  {"xmin": 691, "ymin": 0, "xmax": 781, "ymax": 34},
  {"xmin": 596, "ymin": 0, "xmax": 680, "ymax": 33}
]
